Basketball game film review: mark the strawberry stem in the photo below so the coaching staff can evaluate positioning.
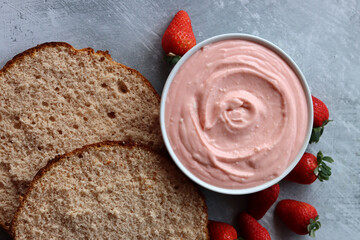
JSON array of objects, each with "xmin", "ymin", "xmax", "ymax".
[
  {"xmin": 164, "ymin": 52, "xmax": 181, "ymax": 66},
  {"xmin": 314, "ymin": 151, "xmax": 334, "ymax": 182},
  {"xmin": 307, "ymin": 215, "xmax": 321, "ymax": 237},
  {"xmin": 309, "ymin": 120, "xmax": 332, "ymax": 144}
]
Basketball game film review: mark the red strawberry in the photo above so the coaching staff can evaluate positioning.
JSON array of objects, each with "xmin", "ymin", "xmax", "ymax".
[
  {"xmin": 285, "ymin": 151, "xmax": 334, "ymax": 184},
  {"xmin": 162, "ymin": 10, "xmax": 196, "ymax": 57},
  {"xmin": 247, "ymin": 184, "xmax": 280, "ymax": 220},
  {"xmin": 310, "ymin": 96, "xmax": 331, "ymax": 143},
  {"xmin": 237, "ymin": 212, "xmax": 271, "ymax": 240},
  {"xmin": 312, "ymin": 96, "xmax": 329, "ymax": 127},
  {"xmin": 275, "ymin": 199, "xmax": 321, "ymax": 237},
  {"xmin": 208, "ymin": 220, "xmax": 238, "ymax": 240}
]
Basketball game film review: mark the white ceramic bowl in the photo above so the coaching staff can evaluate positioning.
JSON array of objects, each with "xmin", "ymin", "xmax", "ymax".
[{"xmin": 160, "ymin": 33, "xmax": 313, "ymax": 195}]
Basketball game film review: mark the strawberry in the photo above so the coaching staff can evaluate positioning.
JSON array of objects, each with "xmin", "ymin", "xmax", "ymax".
[
  {"xmin": 285, "ymin": 151, "xmax": 334, "ymax": 184},
  {"xmin": 208, "ymin": 220, "xmax": 238, "ymax": 240},
  {"xmin": 237, "ymin": 212, "xmax": 271, "ymax": 240},
  {"xmin": 310, "ymin": 96, "xmax": 331, "ymax": 143},
  {"xmin": 162, "ymin": 10, "xmax": 196, "ymax": 64},
  {"xmin": 275, "ymin": 199, "xmax": 321, "ymax": 237},
  {"xmin": 312, "ymin": 96, "xmax": 329, "ymax": 127},
  {"xmin": 247, "ymin": 184, "xmax": 280, "ymax": 220}
]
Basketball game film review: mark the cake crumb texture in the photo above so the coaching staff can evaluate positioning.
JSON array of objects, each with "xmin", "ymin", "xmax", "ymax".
[{"xmin": 10, "ymin": 142, "xmax": 208, "ymax": 240}]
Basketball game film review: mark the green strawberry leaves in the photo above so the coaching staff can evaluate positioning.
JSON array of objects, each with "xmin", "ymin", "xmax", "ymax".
[
  {"xmin": 307, "ymin": 215, "xmax": 321, "ymax": 237},
  {"xmin": 164, "ymin": 52, "xmax": 181, "ymax": 66},
  {"xmin": 309, "ymin": 125, "xmax": 324, "ymax": 144},
  {"xmin": 309, "ymin": 120, "xmax": 331, "ymax": 144},
  {"xmin": 314, "ymin": 151, "xmax": 334, "ymax": 182}
]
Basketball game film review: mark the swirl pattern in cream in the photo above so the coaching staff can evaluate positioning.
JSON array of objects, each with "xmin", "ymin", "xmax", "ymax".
[{"xmin": 165, "ymin": 40, "xmax": 308, "ymax": 189}]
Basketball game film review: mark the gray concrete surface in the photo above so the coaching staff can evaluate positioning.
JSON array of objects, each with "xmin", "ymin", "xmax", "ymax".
[{"xmin": 0, "ymin": 0, "xmax": 359, "ymax": 239}]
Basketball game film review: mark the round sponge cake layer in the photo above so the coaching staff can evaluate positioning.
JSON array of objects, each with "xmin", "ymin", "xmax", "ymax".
[{"xmin": 10, "ymin": 142, "xmax": 208, "ymax": 240}]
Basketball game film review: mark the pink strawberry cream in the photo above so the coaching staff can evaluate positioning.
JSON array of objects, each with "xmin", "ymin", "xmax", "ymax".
[{"xmin": 165, "ymin": 39, "xmax": 309, "ymax": 189}]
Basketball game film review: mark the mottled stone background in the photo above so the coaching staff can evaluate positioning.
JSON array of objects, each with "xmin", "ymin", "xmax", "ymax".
[{"xmin": 0, "ymin": 0, "xmax": 359, "ymax": 239}]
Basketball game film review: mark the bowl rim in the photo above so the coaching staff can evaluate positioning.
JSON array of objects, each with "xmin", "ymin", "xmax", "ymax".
[{"xmin": 160, "ymin": 33, "xmax": 313, "ymax": 195}]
